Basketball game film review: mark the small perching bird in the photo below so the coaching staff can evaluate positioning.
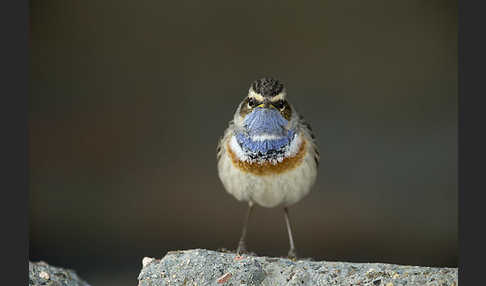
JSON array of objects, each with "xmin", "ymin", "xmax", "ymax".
[{"xmin": 217, "ymin": 77, "xmax": 319, "ymax": 259}]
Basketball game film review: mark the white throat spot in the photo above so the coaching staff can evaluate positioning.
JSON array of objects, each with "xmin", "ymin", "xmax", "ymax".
[{"xmin": 250, "ymin": 134, "xmax": 284, "ymax": 141}]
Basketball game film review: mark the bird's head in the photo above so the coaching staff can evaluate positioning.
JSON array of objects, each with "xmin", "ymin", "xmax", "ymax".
[{"xmin": 233, "ymin": 78, "xmax": 298, "ymax": 153}]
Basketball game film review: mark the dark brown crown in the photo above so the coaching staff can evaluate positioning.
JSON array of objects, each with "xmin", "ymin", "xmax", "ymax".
[{"xmin": 250, "ymin": 77, "xmax": 284, "ymax": 97}]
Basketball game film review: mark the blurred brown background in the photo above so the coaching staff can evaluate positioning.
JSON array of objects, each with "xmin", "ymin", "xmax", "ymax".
[{"xmin": 29, "ymin": 1, "xmax": 457, "ymax": 285}]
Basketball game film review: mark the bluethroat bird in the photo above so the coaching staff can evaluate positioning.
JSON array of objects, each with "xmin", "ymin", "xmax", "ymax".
[{"xmin": 217, "ymin": 77, "xmax": 319, "ymax": 259}]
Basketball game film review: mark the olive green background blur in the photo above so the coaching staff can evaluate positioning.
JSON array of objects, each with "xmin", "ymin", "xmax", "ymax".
[{"xmin": 29, "ymin": 1, "xmax": 457, "ymax": 285}]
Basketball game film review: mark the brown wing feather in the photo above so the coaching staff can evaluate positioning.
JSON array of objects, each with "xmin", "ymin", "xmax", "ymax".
[
  {"xmin": 216, "ymin": 120, "xmax": 234, "ymax": 162},
  {"xmin": 298, "ymin": 114, "xmax": 319, "ymax": 167}
]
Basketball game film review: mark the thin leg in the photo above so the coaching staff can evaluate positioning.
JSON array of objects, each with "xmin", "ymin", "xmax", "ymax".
[
  {"xmin": 284, "ymin": 207, "xmax": 297, "ymax": 259},
  {"xmin": 236, "ymin": 202, "xmax": 254, "ymax": 255}
]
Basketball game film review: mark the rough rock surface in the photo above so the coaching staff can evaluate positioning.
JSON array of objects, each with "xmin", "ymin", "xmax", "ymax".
[
  {"xmin": 29, "ymin": 261, "xmax": 91, "ymax": 286},
  {"xmin": 138, "ymin": 249, "xmax": 457, "ymax": 286}
]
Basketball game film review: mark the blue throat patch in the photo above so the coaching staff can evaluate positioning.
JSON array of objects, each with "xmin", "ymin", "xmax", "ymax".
[{"xmin": 236, "ymin": 108, "xmax": 295, "ymax": 154}]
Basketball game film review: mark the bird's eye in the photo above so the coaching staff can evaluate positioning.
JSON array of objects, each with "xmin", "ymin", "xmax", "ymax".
[
  {"xmin": 248, "ymin": 98, "xmax": 257, "ymax": 108},
  {"xmin": 273, "ymin": 100, "xmax": 284, "ymax": 109}
]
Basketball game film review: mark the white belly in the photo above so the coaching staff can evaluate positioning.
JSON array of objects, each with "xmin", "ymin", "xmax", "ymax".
[{"xmin": 217, "ymin": 135, "xmax": 318, "ymax": 208}]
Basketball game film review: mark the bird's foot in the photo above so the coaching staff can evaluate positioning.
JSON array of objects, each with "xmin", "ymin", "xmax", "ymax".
[
  {"xmin": 287, "ymin": 248, "xmax": 298, "ymax": 260},
  {"xmin": 236, "ymin": 240, "xmax": 248, "ymax": 256}
]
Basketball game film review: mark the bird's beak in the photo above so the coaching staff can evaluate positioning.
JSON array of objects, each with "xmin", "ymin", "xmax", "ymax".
[{"xmin": 256, "ymin": 101, "xmax": 278, "ymax": 110}]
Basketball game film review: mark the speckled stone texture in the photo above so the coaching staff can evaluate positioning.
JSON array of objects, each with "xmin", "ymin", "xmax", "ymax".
[
  {"xmin": 138, "ymin": 249, "xmax": 457, "ymax": 286},
  {"xmin": 29, "ymin": 261, "xmax": 91, "ymax": 286}
]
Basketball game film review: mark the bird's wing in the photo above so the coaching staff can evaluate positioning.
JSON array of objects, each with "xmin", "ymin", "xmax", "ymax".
[
  {"xmin": 298, "ymin": 114, "xmax": 320, "ymax": 167},
  {"xmin": 216, "ymin": 120, "xmax": 235, "ymax": 161}
]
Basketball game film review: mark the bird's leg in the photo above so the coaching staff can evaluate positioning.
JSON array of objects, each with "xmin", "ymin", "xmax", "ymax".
[
  {"xmin": 284, "ymin": 207, "xmax": 298, "ymax": 259},
  {"xmin": 236, "ymin": 202, "xmax": 254, "ymax": 256}
]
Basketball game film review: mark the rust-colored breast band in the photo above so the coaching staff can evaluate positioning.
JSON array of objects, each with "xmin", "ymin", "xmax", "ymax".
[{"xmin": 226, "ymin": 138, "xmax": 307, "ymax": 176}]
